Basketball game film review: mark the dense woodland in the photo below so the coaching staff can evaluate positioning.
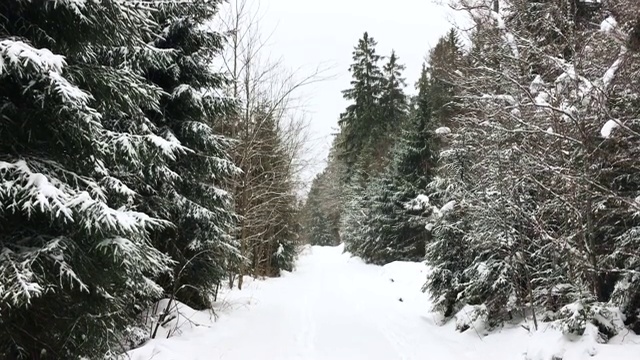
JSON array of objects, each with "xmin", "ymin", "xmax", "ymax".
[
  {"xmin": 0, "ymin": 0, "xmax": 308, "ymax": 358},
  {"xmin": 303, "ymin": 0, "xmax": 640, "ymax": 344},
  {"xmin": 2, "ymin": 0, "xmax": 640, "ymax": 358}
]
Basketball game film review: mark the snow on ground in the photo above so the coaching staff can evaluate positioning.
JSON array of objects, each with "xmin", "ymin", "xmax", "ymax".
[{"xmin": 125, "ymin": 245, "xmax": 640, "ymax": 360}]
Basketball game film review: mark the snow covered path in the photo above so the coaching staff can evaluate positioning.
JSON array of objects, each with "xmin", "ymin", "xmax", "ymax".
[
  {"xmin": 127, "ymin": 245, "xmax": 640, "ymax": 360},
  {"xmin": 128, "ymin": 245, "xmax": 472, "ymax": 360}
]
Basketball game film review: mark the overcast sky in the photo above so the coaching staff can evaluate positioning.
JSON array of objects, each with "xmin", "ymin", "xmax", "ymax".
[{"xmin": 252, "ymin": 0, "xmax": 463, "ymax": 182}]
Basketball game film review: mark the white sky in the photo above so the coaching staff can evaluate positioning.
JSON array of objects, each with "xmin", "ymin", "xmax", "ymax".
[{"xmin": 253, "ymin": 1, "xmax": 463, "ymax": 182}]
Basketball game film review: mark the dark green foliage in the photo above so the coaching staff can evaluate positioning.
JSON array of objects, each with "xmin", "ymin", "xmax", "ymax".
[
  {"xmin": 303, "ymin": 173, "xmax": 340, "ymax": 246},
  {"xmin": 337, "ymin": 32, "xmax": 385, "ymax": 181},
  {"xmin": 356, "ymin": 65, "xmax": 437, "ymax": 265},
  {"xmin": 142, "ymin": 0, "xmax": 240, "ymax": 310},
  {"xmin": 0, "ymin": 1, "xmax": 176, "ymax": 358}
]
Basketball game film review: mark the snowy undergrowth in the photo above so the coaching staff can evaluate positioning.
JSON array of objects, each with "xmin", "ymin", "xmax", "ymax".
[{"xmin": 124, "ymin": 245, "xmax": 640, "ymax": 360}]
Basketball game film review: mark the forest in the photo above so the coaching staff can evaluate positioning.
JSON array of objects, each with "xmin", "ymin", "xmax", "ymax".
[
  {"xmin": 0, "ymin": 0, "xmax": 311, "ymax": 358},
  {"xmin": 303, "ymin": 0, "xmax": 640, "ymax": 344},
  {"xmin": 2, "ymin": 0, "xmax": 640, "ymax": 359}
]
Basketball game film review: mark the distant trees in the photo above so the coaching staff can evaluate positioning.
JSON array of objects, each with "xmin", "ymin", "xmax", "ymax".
[
  {"xmin": 304, "ymin": 31, "xmax": 445, "ymax": 265},
  {"xmin": 301, "ymin": 143, "xmax": 343, "ymax": 246}
]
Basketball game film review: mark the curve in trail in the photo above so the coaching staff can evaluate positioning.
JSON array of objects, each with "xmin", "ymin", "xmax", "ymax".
[{"xmin": 128, "ymin": 245, "xmax": 475, "ymax": 360}]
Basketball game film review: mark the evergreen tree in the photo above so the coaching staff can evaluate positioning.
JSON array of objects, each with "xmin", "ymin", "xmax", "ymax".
[
  {"xmin": 357, "ymin": 64, "xmax": 435, "ymax": 264},
  {"xmin": 303, "ymin": 172, "xmax": 339, "ymax": 246},
  {"xmin": 425, "ymin": 1, "xmax": 640, "ymax": 340},
  {"xmin": 143, "ymin": 0, "xmax": 241, "ymax": 310},
  {"xmin": 423, "ymin": 29, "xmax": 476, "ymax": 318},
  {"xmin": 337, "ymin": 32, "xmax": 384, "ymax": 182},
  {"xmin": 0, "ymin": 1, "xmax": 177, "ymax": 357},
  {"xmin": 361, "ymin": 50, "xmax": 408, "ymax": 174}
]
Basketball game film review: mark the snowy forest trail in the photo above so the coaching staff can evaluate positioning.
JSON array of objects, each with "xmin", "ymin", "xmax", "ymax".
[
  {"xmin": 126, "ymin": 245, "xmax": 640, "ymax": 360},
  {"xmin": 128, "ymin": 245, "xmax": 476, "ymax": 360}
]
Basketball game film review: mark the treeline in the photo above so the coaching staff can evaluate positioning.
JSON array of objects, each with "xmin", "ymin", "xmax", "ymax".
[
  {"xmin": 0, "ymin": 0, "xmax": 307, "ymax": 358},
  {"xmin": 303, "ymin": 0, "xmax": 640, "ymax": 342}
]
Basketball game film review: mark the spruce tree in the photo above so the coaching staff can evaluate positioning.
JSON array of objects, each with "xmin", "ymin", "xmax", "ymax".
[
  {"xmin": 362, "ymin": 50, "xmax": 408, "ymax": 174},
  {"xmin": 303, "ymin": 173, "xmax": 339, "ymax": 246},
  {"xmin": 359, "ymin": 64, "xmax": 435, "ymax": 264},
  {"xmin": 142, "ymin": 0, "xmax": 241, "ymax": 310},
  {"xmin": 422, "ymin": 29, "xmax": 474, "ymax": 318},
  {"xmin": 0, "ymin": 1, "xmax": 177, "ymax": 358},
  {"xmin": 337, "ymin": 32, "xmax": 384, "ymax": 182}
]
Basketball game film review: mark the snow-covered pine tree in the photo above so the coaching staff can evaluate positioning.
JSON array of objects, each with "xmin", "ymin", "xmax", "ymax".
[
  {"xmin": 420, "ymin": 30, "xmax": 477, "ymax": 318},
  {"xmin": 142, "ymin": 0, "xmax": 241, "ymax": 310},
  {"xmin": 0, "ymin": 1, "xmax": 179, "ymax": 358},
  {"xmin": 360, "ymin": 50, "xmax": 408, "ymax": 174},
  {"xmin": 341, "ymin": 168, "xmax": 371, "ymax": 256},
  {"xmin": 358, "ymin": 63, "xmax": 435, "ymax": 265},
  {"xmin": 430, "ymin": 0, "xmax": 640, "ymax": 337}
]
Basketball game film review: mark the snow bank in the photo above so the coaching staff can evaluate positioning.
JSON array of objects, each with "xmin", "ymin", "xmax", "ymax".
[
  {"xmin": 144, "ymin": 298, "xmax": 217, "ymax": 339},
  {"xmin": 523, "ymin": 323, "xmax": 640, "ymax": 360}
]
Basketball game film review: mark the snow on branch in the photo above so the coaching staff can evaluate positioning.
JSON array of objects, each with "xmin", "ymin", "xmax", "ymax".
[
  {"xmin": 0, "ymin": 160, "xmax": 169, "ymax": 234},
  {"xmin": 1, "ymin": 236, "xmax": 89, "ymax": 307},
  {"xmin": 48, "ymin": 70, "xmax": 93, "ymax": 106},
  {"xmin": 104, "ymin": 130, "xmax": 192, "ymax": 162},
  {"xmin": 601, "ymin": 119, "xmax": 620, "ymax": 138},
  {"xmin": 0, "ymin": 40, "xmax": 65, "ymax": 76},
  {"xmin": 600, "ymin": 16, "xmax": 618, "ymax": 34},
  {"xmin": 602, "ymin": 46, "xmax": 627, "ymax": 90},
  {"xmin": 404, "ymin": 194, "xmax": 431, "ymax": 211},
  {"xmin": 490, "ymin": 11, "xmax": 519, "ymax": 59}
]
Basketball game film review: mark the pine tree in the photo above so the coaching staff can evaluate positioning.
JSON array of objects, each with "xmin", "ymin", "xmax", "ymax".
[
  {"xmin": 0, "ymin": 1, "xmax": 177, "ymax": 358},
  {"xmin": 362, "ymin": 50, "xmax": 407, "ymax": 174},
  {"xmin": 142, "ymin": 0, "xmax": 241, "ymax": 310},
  {"xmin": 337, "ymin": 32, "xmax": 384, "ymax": 182},
  {"xmin": 423, "ymin": 29, "xmax": 476, "ymax": 319},
  {"xmin": 425, "ymin": 1, "xmax": 640, "ymax": 339},
  {"xmin": 357, "ymin": 64, "xmax": 434, "ymax": 264},
  {"xmin": 303, "ymin": 173, "xmax": 338, "ymax": 246}
]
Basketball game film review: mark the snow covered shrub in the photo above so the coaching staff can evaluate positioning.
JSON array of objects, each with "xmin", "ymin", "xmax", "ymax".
[
  {"xmin": 553, "ymin": 301, "xmax": 626, "ymax": 342},
  {"xmin": 454, "ymin": 304, "xmax": 489, "ymax": 334},
  {"xmin": 121, "ymin": 326, "xmax": 150, "ymax": 352},
  {"xmin": 607, "ymin": 227, "xmax": 640, "ymax": 333}
]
